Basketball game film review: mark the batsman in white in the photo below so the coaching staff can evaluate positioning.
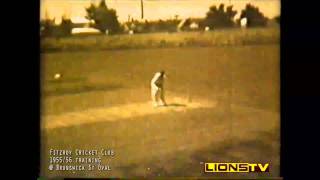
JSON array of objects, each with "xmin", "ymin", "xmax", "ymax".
[{"xmin": 151, "ymin": 70, "xmax": 167, "ymax": 107}]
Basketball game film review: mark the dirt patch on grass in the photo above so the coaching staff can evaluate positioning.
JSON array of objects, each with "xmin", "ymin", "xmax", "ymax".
[{"xmin": 42, "ymin": 96, "xmax": 217, "ymax": 130}]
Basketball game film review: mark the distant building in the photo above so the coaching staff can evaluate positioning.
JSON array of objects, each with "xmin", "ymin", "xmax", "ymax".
[
  {"xmin": 71, "ymin": 17, "xmax": 92, "ymax": 28},
  {"xmin": 240, "ymin": 17, "xmax": 248, "ymax": 28},
  {"xmin": 177, "ymin": 18, "xmax": 203, "ymax": 32},
  {"xmin": 69, "ymin": 17, "xmax": 101, "ymax": 35},
  {"xmin": 71, "ymin": 27, "xmax": 101, "ymax": 35},
  {"xmin": 189, "ymin": 22, "xmax": 199, "ymax": 30},
  {"xmin": 123, "ymin": 24, "xmax": 130, "ymax": 32},
  {"xmin": 123, "ymin": 21, "xmax": 144, "ymax": 34}
]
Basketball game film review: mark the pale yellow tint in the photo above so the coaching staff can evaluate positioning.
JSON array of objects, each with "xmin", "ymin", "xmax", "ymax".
[{"xmin": 41, "ymin": 0, "xmax": 280, "ymax": 23}]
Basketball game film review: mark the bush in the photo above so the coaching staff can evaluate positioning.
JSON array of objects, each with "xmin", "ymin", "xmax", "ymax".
[
  {"xmin": 124, "ymin": 19, "xmax": 180, "ymax": 34},
  {"xmin": 40, "ymin": 17, "xmax": 72, "ymax": 38},
  {"xmin": 59, "ymin": 17, "xmax": 72, "ymax": 36},
  {"xmin": 40, "ymin": 19, "xmax": 55, "ymax": 37}
]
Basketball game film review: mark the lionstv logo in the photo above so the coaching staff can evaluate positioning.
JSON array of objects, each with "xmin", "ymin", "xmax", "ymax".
[{"xmin": 205, "ymin": 163, "xmax": 270, "ymax": 173}]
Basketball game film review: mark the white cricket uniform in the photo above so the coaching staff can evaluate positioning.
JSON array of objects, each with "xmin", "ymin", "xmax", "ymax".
[{"xmin": 151, "ymin": 72, "xmax": 166, "ymax": 106}]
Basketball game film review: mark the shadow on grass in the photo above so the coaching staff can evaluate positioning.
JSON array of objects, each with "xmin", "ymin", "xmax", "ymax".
[
  {"xmin": 166, "ymin": 103, "xmax": 187, "ymax": 107},
  {"xmin": 117, "ymin": 130, "xmax": 279, "ymax": 178},
  {"xmin": 46, "ymin": 77, "xmax": 85, "ymax": 84},
  {"xmin": 42, "ymin": 84, "xmax": 123, "ymax": 97}
]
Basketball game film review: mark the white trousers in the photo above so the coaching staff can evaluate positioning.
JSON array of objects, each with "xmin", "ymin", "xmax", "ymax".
[{"xmin": 151, "ymin": 84, "xmax": 166, "ymax": 106}]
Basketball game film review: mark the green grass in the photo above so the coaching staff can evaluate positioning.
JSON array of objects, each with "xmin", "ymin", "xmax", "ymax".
[
  {"xmin": 41, "ymin": 27, "xmax": 279, "ymax": 52},
  {"xmin": 41, "ymin": 33, "xmax": 279, "ymax": 178}
]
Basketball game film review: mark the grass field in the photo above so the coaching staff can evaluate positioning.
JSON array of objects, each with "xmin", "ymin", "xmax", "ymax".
[
  {"xmin": 40, "ymin": 29, "xmax": 280, "ymax": 179},
  {"xmin": 41, "ymin": 27, "xmax": 279, "ymax": 52}
]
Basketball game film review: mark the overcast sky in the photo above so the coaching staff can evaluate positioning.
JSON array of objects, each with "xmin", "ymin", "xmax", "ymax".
[{"xmin": 41, "ymin": 0, "xmax": 280, "ymax": 23}]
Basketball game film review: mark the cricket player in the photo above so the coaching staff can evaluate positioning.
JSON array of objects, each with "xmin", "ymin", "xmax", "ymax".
[{"xmin": 151, "ymin": 70, "xmax": 167, "ymax": 107}]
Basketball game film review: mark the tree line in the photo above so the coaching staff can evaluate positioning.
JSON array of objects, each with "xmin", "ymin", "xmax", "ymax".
[{"xmin": 40, "ymin": 0, "xmax": 280, "ymax": 37}]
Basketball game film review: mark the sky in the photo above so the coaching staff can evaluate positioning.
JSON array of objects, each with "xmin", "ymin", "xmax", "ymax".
[{"xmin": 41, "ymin": 0, "xmax": 280, "ymax": 23}]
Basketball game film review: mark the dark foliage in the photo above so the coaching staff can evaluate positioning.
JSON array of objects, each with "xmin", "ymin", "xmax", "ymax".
[
  {"xmin": 85, "ymin": 0, "xmax": 121, "ymax": 34},
  {"xmin": 202, "ymin": 4, "xmax": 237, "ymax": 29},
  {"xmin": 240, "ymin": 4, "xmax": 268, "ymax": 27}
]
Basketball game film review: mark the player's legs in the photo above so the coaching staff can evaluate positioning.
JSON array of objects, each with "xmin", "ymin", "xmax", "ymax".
[
  {"xmin": 151, "ymin": 85, "xmax": 159, "ymax": 106},
  {"xmin": 159, "ymin": 88, "xmax": 167, "ymax": 106}
]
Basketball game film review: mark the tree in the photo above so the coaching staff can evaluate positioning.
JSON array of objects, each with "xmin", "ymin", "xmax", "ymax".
[
  {"xmin": 40, "ymin": 18, "xmax": 55, "ymax": 37},
  {"xmin": 85, "ymin": 0, "xmax": 121, "ymax": 34},
  {"xmin": 40, "ymin": 16, "xmax": 73, "ymax": 38},
  {"xmin": 203, "ymin": 4, "xmax": 237, "ymax": 29},
  {"xmin": 240, "ymin": 4, "xmax": 268, "ymax": 27},
  {"xmin": 59, "ymin": 16, "xmax": 73, "ymax": 36},
  {"xmin": 274, "ymin": 15, "xmax": 280, "ymax": 24}
]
